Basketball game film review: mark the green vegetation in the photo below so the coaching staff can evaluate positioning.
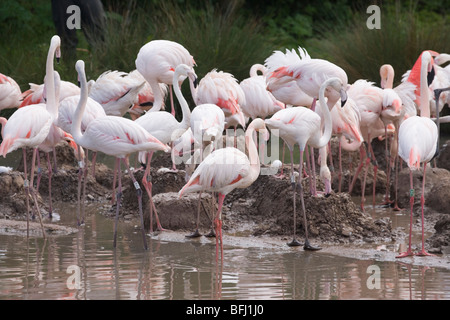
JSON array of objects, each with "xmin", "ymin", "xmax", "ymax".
[{"xmin": 0, "ymin": 0, "xmax": 449, "ymax": 119}]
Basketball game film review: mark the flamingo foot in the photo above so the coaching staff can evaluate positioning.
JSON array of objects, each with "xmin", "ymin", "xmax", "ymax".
[
  {"xmin": 415, "ymin": 249, "xmax": 435, "ymax": 257},
  {"xmin": 186, "ymin": 229, "xmax": 202, "ymax": 238},
  {"xmin": 303, "ymin": 239, "xmax": 322, "ymax": 251},
  {"xmin": 392, "ymin": 204, "xmax": 403, "ymax": 211},
  {"xmin": 273, "ymin": 173, "xmax": 286, "ymax": 179},
  {"xmin": 204, "ymin": 229, "xmax": 216, "ymax": 238},
  {"xmin": 396, "ymin": 250, "xmax": 415, "ymax": 258},
  {"xmin": 287, "ymin": 238, "xmax": 303, "ymax": 247}
]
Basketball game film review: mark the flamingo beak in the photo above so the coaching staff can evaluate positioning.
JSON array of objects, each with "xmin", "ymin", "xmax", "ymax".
[{"xmin": 340, "ymin": 89, "xmax": 348, "ymax": 108}]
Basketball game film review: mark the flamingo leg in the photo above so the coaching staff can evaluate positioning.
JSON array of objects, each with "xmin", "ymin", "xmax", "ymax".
[
  {"xmin": 46, "ymin": 152, "xmax": 53, "ymax": 219},
  {"xmin": 361, "ymin": 147, "xmax": 371, "ymax": 212},
  {"xmin": 124, "ymin": 157, "xmax": 148, "ymax": 250},
  {"xmin": 29, "ymin": 148, "xmax": 46, "ymax": 239},
  {"xmin": 392, "ymin": 154, "xmax": 403, "ymax": 211},
  {"xmin": 23, "ymin": 148, "xmax": 30, "ymax": 238},
  {"xmin": 214, "ymin": 193, "xmax": 226, "ymax": 262},
  {"xmin": 287, "ymin": 148, "xmax": 302, "ymax": 247},
  {"xmin": 367, "ymin": 138, "xmax": 378, "ymax": 208},
  {"xmin": 81, "ymin": 150, "xmax": 89, "ymax": 225},
  {"xmin": 338, "ymin": 138, "xmax": 342, "ymax": 193},
  {"xmin": 111, "ymin": 156, "xmax": 118, "ymax": 204},
  {"xmin": 169, "ymin": 84, "xmax": 175, "ymax": 117},
  {"xmin": 349, "ymin": 145, "xmax": 366, "ymax": 194},
  {"xmin": 113, "ymin": 158, "xmax": 122, "ymax": 249},
  {"xmin": 415, "ymin": 163, "xmax": 434, "ymax": 257},
  {"xmin": 381, "ymin": 126, "xmax": 393, "ymax": 205},
  {"xmin": 298, "ymin": 148, "xmax": 321, "ymax": 251},
  {"xmin": 76, "ymin": 145, "xmax": 84, "ymax": 226},
  {"xmin": 186, "ymin": 191, "xmax": 203, "ymax": 238},
  {"xmin": 91, "ymin": 151, "xmax": 97, "ymax": 177},
  {"xmin": 310, "ymin": 145, "xmax": 317, "ymax": 196},
  {"xmin": 396, "ymin": 169, "xmax": 415, "ymax": 258}
]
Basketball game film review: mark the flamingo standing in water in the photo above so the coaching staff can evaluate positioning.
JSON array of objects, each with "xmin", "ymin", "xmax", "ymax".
[
  {"xmin": 397, "ymin": 51, "xmax": 440, "ymax": 258},
  {"xmin": 134, "ymin": 63, "xmax": 197, "ymax": 232},
  {"xmin": 0, "ymin": 73, "xmax": 22, "ymax": 111},
  {"xmin": 135, "ymin": 39, "xmax": 196, "ymax": 115},
  {"xmin": 265, "ymin": 77, "xmax": 347, "ymax": 249},
  {"xmin": 179, "ymin": 118, "xmax": 268, "ymax": 261},
  {"xmin": 71, "ymin": 60, "xmax": 170, "ymax": 250},
  {"xmin": 185, "ymin": 103, "xmax": 225, "ymax": 238}
]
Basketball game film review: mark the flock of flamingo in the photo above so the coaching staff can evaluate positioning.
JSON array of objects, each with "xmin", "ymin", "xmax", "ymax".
[{"xmin": 0, "ymin": 35, "xmax": 449, "ymax": 260}]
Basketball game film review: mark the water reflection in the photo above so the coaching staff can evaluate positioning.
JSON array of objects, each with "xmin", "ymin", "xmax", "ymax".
[{"xmin": 0, "ymin": 203, "xmax": 450, "ymax": 300}]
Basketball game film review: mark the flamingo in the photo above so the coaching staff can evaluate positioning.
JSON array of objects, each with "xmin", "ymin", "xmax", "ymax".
[
  {"xmin": 266, "ymin": 49, "xmax": 348, "ymax": 196},
  {"xmin": 135, "ymin": 39, "xmax": 196, "ymax": 115},
  {"xmin": 127, "ymin": 69, "xmax": 169, "ymax": 120},
  {"xmin": 134, "ymin": 63, "xmax": 197, "ymax": 232},
  {"xmin": 179, "ymin": 118, "xmax": 268, "ymax": 260},
  {"xmin": 239, "ymin": 64, "xmax": 285, "ymax": 120},
  {"xmin": 20, "ymin": 78, "xmax": 80, "ymax": 108},
  {"xmin": 185, "ymin": 103, "xmax": 226, "ymax": 238},
  {"xmin": 379, "ymin": 64, "xmax": 416, "ymax": 209},
  {"xmin": 264, "ymin": 47, "xmax": 314, "ymax": 107},
  {"xmin": 71, "ymin": 60, "xmax": 170, "ymax": 250},
  {"xmin": 87, "ymin": 70, "xmax": 145, "ymax": 117},
  {"xmin": 194, "ymin": 69, "xmax": 246, "ymax": 135},
  {"xmin": 397, "ymin": 51, "xmax": 439, "ymax": 258},
  {"xmin": 265, "ymin": 77, "xmax": 347, "ymax": 249},
  {"xmin": 0, "ymin": 73, "xmax": 22, "ymax": 111}
]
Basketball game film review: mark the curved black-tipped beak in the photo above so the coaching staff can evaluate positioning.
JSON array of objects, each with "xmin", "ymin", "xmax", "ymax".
[
  {"xmin": 427, "ymin": 67, "xmax": 435, "ymax": 86},
  {"xmin": 193, "ymin": 77, "xmax": 198, "ymax": 89},
  {"xmin": 56, "ymin": 57, "xmax": 60, "ymax": 64},
  {"xmin": 340, "ymin": 89, "xmax": 348, "ymax": 108}
]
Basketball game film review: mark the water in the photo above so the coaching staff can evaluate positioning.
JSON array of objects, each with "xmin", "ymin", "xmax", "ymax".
[{"xmin": 1, "ymin": 201, "xmax": 450, "ymax": 300}]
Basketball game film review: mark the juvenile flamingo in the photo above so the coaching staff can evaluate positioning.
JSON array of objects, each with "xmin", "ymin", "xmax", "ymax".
[{"xmin": 71, "ymin": 60, "xmax": 170, "ymax": 250}]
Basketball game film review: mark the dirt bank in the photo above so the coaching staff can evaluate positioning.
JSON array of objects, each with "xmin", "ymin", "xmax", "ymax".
[{"xmin": 1, "ymin": 142, "xmax": 449, "ymax": 255}]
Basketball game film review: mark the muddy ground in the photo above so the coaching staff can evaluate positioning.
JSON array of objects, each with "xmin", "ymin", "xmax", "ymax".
[{"xmin": 1, "ymin": 139, "xmax": 450, "ymax": 256}]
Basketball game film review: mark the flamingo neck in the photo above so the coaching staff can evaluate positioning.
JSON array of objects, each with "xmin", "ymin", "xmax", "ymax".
[
  {"xmin": 173, "ymin": 70, "xmax": 191, "ymax": 133},
  {"xmin": 419, "ymin": 56, "xmax": 431, "ymax": 118},
  {"xmin": 45, "ymin": 38, "xmax": 59, "ymax": 118},
  {"xmin": 245, "ymin": 125, "xmax": 261, "ymax": 180},
  {"xmin": 71, "ymin": 66, "xmax": 88, "ymax": 143},
  {"xmin": 250, "ymin": 64, "xmax": 266, "ymax": 77},
  {"xmin": 317, "ymin": 82, "xmax": 333, "ymax": 148},
  {"xmin": 149, "ymin": 79, "xmax": 164, "ymax": 112},
  {"xmin": 381, "ymin": 65, "xmax": 394, "ymax": 89}
]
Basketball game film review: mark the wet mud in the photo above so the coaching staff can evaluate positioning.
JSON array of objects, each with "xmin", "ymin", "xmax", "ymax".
[{"xmin": 1, "ymin": 139, "xmax": 449, "ymax": 257}]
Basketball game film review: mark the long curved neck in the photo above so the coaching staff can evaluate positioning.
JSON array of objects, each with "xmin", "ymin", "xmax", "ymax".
[
  {"xmin": 173, "ymin": 71, "xmax": 191, "ymax": 130},
  {"xmin": 71, "ymin": 67, "xmax": 88, "ymax": 143},
  {"xmin": 317, "ymin": 83, "xmax": 333, "ymax": 148},
  {"xmin": 149, "ymin": 79, "xmax": 164, "ymax": 112},
  {"xmin": 245, "ymin": 125, "xmax": 261, "ymax": 180},
  {"xmin": 381, "ymin": 65, "xmax": 394, "ymax": 89},
  {"xmin": 419, "ymin": 57, "xmax": 431, "ymax": 118},
  {"xmin": 250, "ymin": 64, "xmax": 266, "ymax": 77},
  {"xmin": 45, "ymin": 41, "xmax": 58, "ymax": 117}
]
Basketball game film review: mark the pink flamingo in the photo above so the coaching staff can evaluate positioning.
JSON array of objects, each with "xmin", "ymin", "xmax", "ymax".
[
  {"xmin": 127, "ymin": 69, "xmax": 169, "ymax": 120},
  {"xmin": 185, "ymin": 103, "xmax": 226, "ymax": 238},
  {"xmin": 135, "ymin": 39, "xmax": 196, "ymax": 116},
  {"xmin": 265, "ymin": 49, "xmax": 348, "ymax": 196},
  {"xmin": 397, "ymin": 51, "xmax": 439, "ymax": 258},
  {"xmin": 195, "ymin": 69, "xmax": 246, "ymax": 133},
  {"xmin": 0, "ymin": 73, "xmax": 22, "ymax": 111},
  {"xmin": 71, "ymin": 60, "xmax": 170, "ymax": 249},
  {"xmin": 87, "ymin": 69, "xmax": 145, "ymax": 117},
  {"xmin": 20, "ymin": 78, "xmax": 80, "ymax": 108},
  {"xmin": 239, "ymin": 64, "xmax": 285, "ymax": 120},
  {"xmin": 179, "ymin": 118, "xmax": 267, "ymax": 261},
  {"xmin": 134, "ymin": 63, "xmax": 197, "ymax": 232},
  {"xmin": 265, "ymin": 77, "xmax": 347, "ymax": 249}
]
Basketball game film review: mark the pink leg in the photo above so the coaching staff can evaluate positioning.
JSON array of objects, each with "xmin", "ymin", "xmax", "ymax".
[
  {"xmin": 47, "ymin": 152, "xmax": 53, "ymax": 218},
  {"xmin": 76, "ymin": 146, "xmax": 84, "ymax": 226},
  {"xmin": 349, "ymin": 145, "xmax": 366, "ymax": 194},
  {"xmin": 360, "ymin": 155, "xmax": 371, "ymax": 212},
  {"xmin": 338, "ymin": 139, "xmax": 342, "ymax": 193},
  {"xmin": 310, "ymin": 146, "xmax": 317, "ymax": 196},
  {"xmin": 415, "ymin": 163, "xmax": 434, "ymax": 257},
  {"xmin": 91, "ymin": 151, "xmax": 97, "ymax": 177},
  {"xmin": 111, "ymin": 157, "xmax": 118, "ymax": 204},
  {"xmin": 29, "ymin": 148, "xmax": 46, "ymax": 238},
  {"xmin": 287, "ymin": 149, "xmax": 302, "ymax": 247},
  {"xmin": 214, "ymin": 193, "xmax": 226, "ymax": 262},
  {"xmin": 396, "ymin": 170, "xmax": 415, "ymax": 258}
]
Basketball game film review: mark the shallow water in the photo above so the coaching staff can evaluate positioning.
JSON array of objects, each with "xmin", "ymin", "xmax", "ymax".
[{"xmin": 1, "ymin": 201, "xmax": 450, "ymax": 300}]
